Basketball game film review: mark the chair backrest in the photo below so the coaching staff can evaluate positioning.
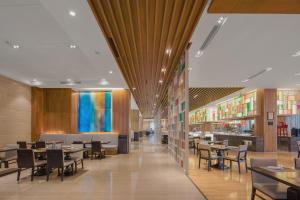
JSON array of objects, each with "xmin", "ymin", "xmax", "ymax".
[
  {"xmin": 297, "ymin": 141, "xmax": 300, "ymax": 151},
  {"xmin": 238, "ymin": 145, "xmax": 248, "ymax": 159},
  {"xmin": 17, "ymin": 149, "xmax": 35, "ymax": 168},
  {"xmin": 17, "ymin": 141, "xmax": 27, "ymax": 149},
  {"xmin": 250, "ymin": 158, "xmax": 277, "ymax": 184},
  {"xmin": 223, "ymin": 140, "xmax": 229, "ymax": 147},
  {"xmin": 73, "ymin": 141, "xmax": 83, "ymax": 144},
  {"xmin": 198, "ymin": 144, "xmax": 211, "ymax": 158},
  {"xmin": 46, "ymin": 149, "xmax": 64, "ymax": 168},
  {"xmin": 295, "ymin": 158, "xmax": 300, "ymax": 169},
  {"xmin": 91, "ymin": 141, "xmax": 102, "ymax": 152},
  {"xmin": 71, "ymin": 144, "xmax": 84, "ymax": 159},
  {"xmin": 36, "ymin": 141, "xmax": 46, "ymax": 149}
]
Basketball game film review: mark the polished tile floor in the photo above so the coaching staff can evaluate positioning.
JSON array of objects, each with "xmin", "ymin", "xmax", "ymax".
[
  {"xmin": 0, "ymin": 136, "xmax": 205, "ymax": 200},
  {"xmin": 188, "ymin": 149, "xmax": 297, "ymax": 200}
]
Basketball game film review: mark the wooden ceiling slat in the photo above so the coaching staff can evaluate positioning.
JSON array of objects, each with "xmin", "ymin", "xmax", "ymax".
[
  {"xmin": 208, "ymin": 0, "xmax": 300, "ymax": 14},
  {"xmin": 189, "ymin": 87, "xmax": 243, "ymax": 111},
  {"xmin": 89, "ymin": 0, "xmax": 207, "ymax": 117}
]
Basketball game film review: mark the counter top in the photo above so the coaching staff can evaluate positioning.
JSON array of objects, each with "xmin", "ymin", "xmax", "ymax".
[{"xmin": 212, "ymin": 132, "xmax": 256, "ymax": 137}]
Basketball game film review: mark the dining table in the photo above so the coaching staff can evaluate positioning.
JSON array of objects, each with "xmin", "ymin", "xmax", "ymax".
[
  {"xmin": 210, "ymin": 144, "xmax": 230, "ymax": 169},
  {"xmin": 0, "ymin": 147, "xmax": 17, "ymax": 153},
  {"xmin": 249, "ymin": 166, "xmax": 300, "ymax": 198}
]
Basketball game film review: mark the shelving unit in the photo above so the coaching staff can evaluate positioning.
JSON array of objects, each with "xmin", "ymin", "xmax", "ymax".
[{"xmin": 277, "ymin": 89, "xmax": 300, "ymax": 115}]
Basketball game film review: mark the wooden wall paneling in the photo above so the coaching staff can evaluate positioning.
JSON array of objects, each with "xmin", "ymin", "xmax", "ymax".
[
  {"xmin": 31, "ymin": 87, "xmax": 44, "ymax": 141},
  {"xmin": 263, "ymin": 89, "xmax": 278, "ymax": 152},
  {"xmin": 254, "ymin": 89, "xmax": 264, "ymax": 137},
  {"xmin": 70, "ymin": 91, "xmax": 79, "ymax": 133},
  {"xmin": 112, "ymin": 89, "xmax": 130, "ymax": 135},
  {"xmin": 130, "ymin": 109, "xmax": 140, "ymax": 132},
  {"xmin": 88, "ymin": 0, "xmax": 207, "ymax": 118},
  {"xmin": 0, "ymin": 75, "xmax": 31, "ymax": 146},
  {"xmin": 208, "ymin": 0, "xmax": 300, "ymax": 14}
]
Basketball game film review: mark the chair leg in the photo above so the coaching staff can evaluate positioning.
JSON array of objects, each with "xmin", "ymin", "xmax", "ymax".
[
  {"xmin": 61, "ymin": 168, "xmax": 64, "ymax": 181},
  {"xmin": 238, "ymin": 162, "xmax": 241, "ymax": 174},
  {"xmin": 230, "ymin": 161, "xmax": 232, "ymax": 171},
  {"xmin": 71, "ymin": 164, "xmax": 74, "ymax": 175},
  {"xmin": 81, "ymin": 159, "xmax": 84, "ymax": 169},
  {"xmin": 251, "ymin": 187, "xmax": 256, "ymax": 200},
  {"xmin": 17, "ymin": 169, "xmax": 21, "ymax": 181},
  {"xmin": 198, "ymin": 157, "xmax": 201, "ymax": 168},
  {"xmin": 298, "ymin": 151, "xmax": 300, "ymax": 158},
  {"xmin": 31, "ymin": 168, "xmax": 34, "ymax": 181},
  {"xmin": 208, "ymin": 160, "xmax": 211, "ymax": 171},
  {"xmin": 74, "ymin": 162, "xmax": 78, "ymax": 173},
  {"xmin": 4, "ymin": 161, "xmax": 9, "ymax": 168},
  {"xmin": 46, "ymin": 168, "xmax": 50, "ymax": 181},
  {"xmin": 245, "ymin": 161, "xmax": 248, "ymax": 173}
]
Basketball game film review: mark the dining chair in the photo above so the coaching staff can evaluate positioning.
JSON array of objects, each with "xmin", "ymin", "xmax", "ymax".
[
  {"xmin": 193, "ymin": 138, "xmax": 200, "ymax": 155},
  {"xmin": 16, "ymin": 149, "xmax": 46, "ymax": 181},
  {"xmin": 297, "ymin": 141, "xmax": 300, "ymax": 158},
  {"xmin": 46, "ymin": 149, "xmax": 74, "ymax": 181},
  {"xmin": 295, "ymin": 158, "xmax": 300, "ymax": 169},
  {"xmin": 250, "ymin": 158, "xmax": 288, "ymax": 200},
  {"xmin": 36, "ymin": 141, "xmax": 46, "ymax": 149},
  {"xmin": 0, "ymin": 144, "xmax": 18, "ymax": 168},
  {"xmin": 70, "ymin": 144, "xmax": 84, "ymax": 173},
  {"xmin": 17, "ymin": 141, "xmax": 27, "ymax": 149},
  {"xmin": 198, "ymin": 143, "xmax": 219, "ymax": 171},
  {"xmin": 223, "ymin": 144, "xmax": 248, "ymax": 174},
  {"xmin": 91, "ymin": 141, "xmax": 105, "ymax": 159}
]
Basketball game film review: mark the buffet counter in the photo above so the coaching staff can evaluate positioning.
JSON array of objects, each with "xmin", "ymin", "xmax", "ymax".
[
  {"xmin": 213, "ymin": 132, "xmax": 264, "ymax": 152},
  {"xmin": 278, "ymin": 136, "xmax": 300, "ymax": 152}
]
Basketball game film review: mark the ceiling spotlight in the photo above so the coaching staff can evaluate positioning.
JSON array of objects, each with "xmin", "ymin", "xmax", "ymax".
[
  {"xmin": 241, "ymin": 79, "xmax": 249, "ymax": 83},
  {"xmin": 292, "ymin": 51, "xmax": 300, "ymax": 57},
  {"xmin": 159, "ymin": 79, "xmax": 163, "ymax": 84},
  {"xmin": 60, "ymin": 79, "xmax": 81, "ymax": 86},
  {"xmin": 69, "ymin": 10, "xmax": 76, "ymax": 17},
  {"xmin": 13, "ymin": 44, "xmax": 20, "ymax": 49},
  {"xmin": 265, "ymin": 67, "xmax": 272, "ymax": 72},
  {"xmin": 132, "ymin": 87, "xmax": 136, "ymax": 91},
  {"xmin": 296, "ymin": 83, "xmax": 300, "ymax": 86},
  {"xmin": 295, "ymin": 73, "xmax": 300, "ymax": 76},
  {"xmin": 100, "ymin": 78, "xmax": 109, "ymax": 86},
  {"xmin": 154, "ymin": 103, "xmax": 156, "ymax": 106},
  {"xmin": 217, "ymin": 16, "xmax": 227, "ymax": 25},
  {"xmin": 193, "ymin": 94, "xmax": 198, "ymax": 99},
  {"xmin": 31, "ymin": 79, "xmax": 41, "ymax": 86},
  {"xmin": 161, "ymin": 67, "xmax": 166, "ymax": 73},
  {"xmin": 195, "ymin": 50, "xmax": 203, "ymax": 58},
  {"xmin": 109, "ymin": 70, "xmax": 113, "ymax": 74},
  {"xmin": 69, "ymin": 44, "xmax": 77, "ymax": 49},
  {"xmin": 156, "ymin": 94, "xmax": 159, "ymax": 98},
  {"xmin": 188, "ymin": 67, "xmax": 192, "ymax": 71},
  {"xmin": 166, "ymin": 48, "xmax": 172, "ymax": 56}
]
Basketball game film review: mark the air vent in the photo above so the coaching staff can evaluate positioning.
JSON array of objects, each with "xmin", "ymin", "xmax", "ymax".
[
  {"xmin": 60, "ymin": 80, "xmax": 81, "ymax": 86},
  {"xmin": 107, "ymin": 37, "xmax": 119, "ymax": 58},
  {"xmin": 200, "ymin": 25, "xmax": 220, "ymax": 51}
]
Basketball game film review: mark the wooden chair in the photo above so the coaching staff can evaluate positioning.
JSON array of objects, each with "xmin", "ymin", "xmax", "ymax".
[
  {"xmin": 250, "ymin": 158, "xmax": 288, "ymax": 200},
  {"xmin": 297, "ymin": 141, "xmax": 300, "ymax": 158},
  {"xmin": 295, "ymin": 158, "xmax": 300, "ymax": 169},
  {"xmin": 91, "ymin": 141, "xmax": 105, "ymax": 159},
  {"xmin": 70, "ymin": 144, "xmax": 84, "ymax": 173},
  {"xmin": 223, "ymin": 144, "xmax": 248, "ymax": 174},
  {"xmin": 16, "ymin": 149, "xmax": 46, "ymax": 181},
  {"xmin": 198, "ymin": 143, "xmax": 219, "ymax": 171},
  {"xmin": 46, "ymin": 149, "xmax": 74, "ymax": 181},
  {"xmin": 17, "ymin": 141, "xmax": 27, "ymax": 149},
  {"xmin": 36, "ymin": 141, "xmax": 46, "ymax": 149}
]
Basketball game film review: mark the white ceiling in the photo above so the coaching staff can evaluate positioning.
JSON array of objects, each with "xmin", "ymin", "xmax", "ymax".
[
  {"xmin": 189, "ymin": 11, "xmax": 300, "ymax": 89},
  {"xmin": 0, "ymin": 0, "xmax": 127, "ymax": 88}
]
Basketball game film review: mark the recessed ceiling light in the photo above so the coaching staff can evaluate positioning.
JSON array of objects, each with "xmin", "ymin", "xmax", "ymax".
[
  {"xmin": 195, "ymin": 50, "xmax": 203, "ymax": 58},
  {"xmin": 69, "ymin": 44, "xmax": 77, "ymax": 49},
  {"xmin": 265, "ymin": 67, "xmax": 272, "ymax": 72},
  {"xmin": 159, "ymin": 79, "xmax": 163, "ymax": 84},
  {"xmin": 100, "ymin": 78, "xmax": 109, "ymax": 86},
  {"xmin": 292, "ymin": 51, "xmax": 300, "ymax": 57},
  {"xmin": 296, "ymin": 83, "xmax": 300, "ymax": 86},
  {"xmin": 13, "ymin": 44, "xmax": 20, "ymax": 49},
  {"xmin": 156, "ymin": 94, "xmax": 159, "ymax": 98},
  {"xmin": 161, "ymin": 67, "xmax": 166, "ymax": 73},
  {"xmin": 241, "ymin": 79, "xmax": 249, "ymax": 83},
  {"xmin": 217, "ymin": 16, "xmax": 227, "ymax": 25},
  {"xmin": 69, "ymin": 10, "xmax": 76, "ymax": 17},
  {"xmin": 295, "ymin": 73, "xmax": 300, "ymax": 76},
  {"xmin": 60, "ymin": 79, "xmax": 81, "ymax": 86},
  {"xmin": 193, "ymin": 94, "xmax": 198, "ymax": 99},
  {"xmin": 188, "ymin": 67, "xmax": 192, "ymax": 71},
  {"xmin": 67, "ymin": 78, "xmax": 72, "ymax": 82},
  {"xmin": 31, "ymin": 79, "xmax": 41, "ymax": 86},
  {"xmin": 109, "ymin": 70, "xmax": 113, "ymax": 74},
  {"xmin": 166, "ymin": 48, "xmax": 172, "ymax": 56}
]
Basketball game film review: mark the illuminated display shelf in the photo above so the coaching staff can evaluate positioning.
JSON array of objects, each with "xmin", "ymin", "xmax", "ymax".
[
  {"xmin": 277, "ymin": 90, "xmax": 300, "ymax": 116},
  {"xmin": 190, "ymin": 107, "xmax": 217, "ymax": 124}
]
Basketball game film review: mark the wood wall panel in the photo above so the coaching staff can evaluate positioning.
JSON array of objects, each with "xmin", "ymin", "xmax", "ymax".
[
  {"xmin": 208, "ymin": 0, "xmax": 300, "ymax": 14},
  {"xmin": 112, "ymin": 89, "xmax": 130, "ymax": 135},
  {"xmin": 130, "ymin": 109, "xmax": 140, "ymax": 132},
  {"xmin": 31, "ymin": 87, "xmax": 44, "ymax": 141},
  {"xmin": 0, "ymin": 75, "xmax": 31, "ymax": 146}
]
